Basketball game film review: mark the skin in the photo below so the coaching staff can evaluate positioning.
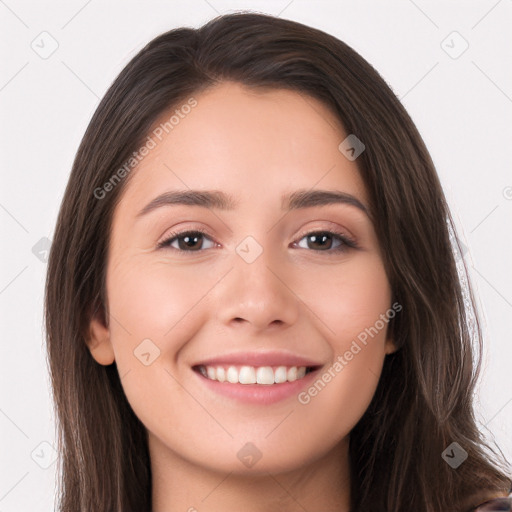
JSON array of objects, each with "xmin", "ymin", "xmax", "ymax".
[{"xmin": 87, "ymin": 81, "xmax": 397, "ymax": 512}]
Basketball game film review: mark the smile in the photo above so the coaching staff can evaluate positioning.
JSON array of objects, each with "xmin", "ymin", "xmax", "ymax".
[{"xmin": 195, "ymin": 364, "xmax": 314, "ymax": 385}]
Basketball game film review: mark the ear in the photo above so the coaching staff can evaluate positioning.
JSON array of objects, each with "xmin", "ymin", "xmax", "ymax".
[
  {"xmin": 85, "ymin": 304, "xmax": 115, "ymax": 366},
  {"xmin": 384, "ymin": 301, "xmax": 400, "ymax": 355},
  {"xmin": 384, "ymin": 326, "xmax": 398, "ymax": 355},
  {"xmin": 384, "ymin": 336, "xmax": 398, "ymax": 355}
]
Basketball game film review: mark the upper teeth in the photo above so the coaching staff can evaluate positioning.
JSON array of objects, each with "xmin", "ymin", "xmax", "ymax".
[{"xmin": 198, "ymin": 365, "xmax": 307, "ymax": 385}]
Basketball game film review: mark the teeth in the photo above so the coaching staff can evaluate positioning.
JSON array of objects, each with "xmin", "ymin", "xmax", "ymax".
[
  {"xmin": 274, "ymin": 366, "xmax": 287, "ymax": 383},
  {"xmin": 287, "ymin": 366, "xmax": 297, "ymax": 382},
  {"xmin": 198, "ymin": 365, "xmax": 310, "ymax": 385},
  {"xmin": 226, "ymin": 366, "xmax": 238, "ymax": 383},
  {"xmin": 239, "ymin": 366, "xmax": 256, "ymax": 384},
  {"xmin": 216, "ymin": 367, "xmax": 226, "ymax": 382},
  {"xmin": 256, "ymin": 366, "xmax": 274, "ymax": 385}
]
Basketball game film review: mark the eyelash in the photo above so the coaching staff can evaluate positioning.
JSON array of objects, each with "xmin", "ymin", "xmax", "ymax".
[{"xmin": 157, "ymin": 228, "xmax": 359, "ymax": 255}]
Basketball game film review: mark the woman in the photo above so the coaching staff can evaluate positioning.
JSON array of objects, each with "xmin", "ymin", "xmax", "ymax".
[{"xmin": 44, "ymin": 12, "xmax": 511, "ymax": 512}]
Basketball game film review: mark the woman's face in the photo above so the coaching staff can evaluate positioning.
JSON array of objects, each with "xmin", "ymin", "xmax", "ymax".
[{"xmin": 87, "ymin": 81, "xmax": 396, "ymax": 475}]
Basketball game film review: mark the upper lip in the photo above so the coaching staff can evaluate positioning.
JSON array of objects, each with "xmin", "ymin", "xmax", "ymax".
[{"xmin": 192, "ymin": 351, "xmax": 323, "ymax": 368}]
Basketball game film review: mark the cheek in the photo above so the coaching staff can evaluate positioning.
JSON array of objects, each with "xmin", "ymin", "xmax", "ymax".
[
  {"xmin": 106, "ymin": 256, "xmax": 220, "ymax": 341},
  {"xmin": 293, "ymin": 257, "xmax": 391, "ymax": 434},
  {"xmin": 296, "ymin": 254, "xmax": 392, "ymax": 343},
  {"xmin": 103, "ymin": 257, "xmax": 215, "ymax": 434},
  {"xmin": 296, "ymin": 343, "xmax": 386, "ymax": 453},
  {"xmin": 104, "ymin": 255, "xmax": 223, "ymax": 399}
]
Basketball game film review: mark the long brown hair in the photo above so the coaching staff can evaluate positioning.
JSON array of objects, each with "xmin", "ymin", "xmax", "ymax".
[{"xmin": 44, "ymin": 12, "xmax": 511, "ymax": 511}]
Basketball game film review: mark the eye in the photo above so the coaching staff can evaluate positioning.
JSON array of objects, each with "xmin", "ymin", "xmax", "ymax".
[
  {"xmin": 293, "ymin": 230, "xmax": 357, "ymax": 253},
  {"xmin": 157, "ymin": 229, "xmax": 358, "ymax": 254},
  {"xmin": 157, "ymin": 230, "xmax": 216, "ymax": 251}
]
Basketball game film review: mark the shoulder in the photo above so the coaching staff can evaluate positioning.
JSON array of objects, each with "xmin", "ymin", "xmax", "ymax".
[{"xmin": 470, "ymin": 494, "xmax": 512, "ymax": 511}]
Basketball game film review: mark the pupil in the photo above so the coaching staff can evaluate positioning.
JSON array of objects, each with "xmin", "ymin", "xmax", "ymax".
[
  {"xmin": 309, "ymin": 233, "xmax": 331, "ymax": 250},
  {"xmin": 181, "ymin": 234, "xmax": 201, "ymax": 250}
]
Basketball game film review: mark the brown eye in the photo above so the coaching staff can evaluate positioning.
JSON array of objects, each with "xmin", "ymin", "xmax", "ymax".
[
  {"xmin": 295, "ymin": 231, "xmax": 357, "ymax": 253},
  {"xmin": 158, "ymin": 231, "xmax": 215, "ymax": 251},
  {"xmin": 303, "ymin": 233, "xmax": 335, "ymax": 250}
]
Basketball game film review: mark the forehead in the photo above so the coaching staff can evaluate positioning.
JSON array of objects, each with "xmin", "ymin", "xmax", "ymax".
[{"xmin": 116, "ymin": 81, "xmax": 368, "ymax": 214}]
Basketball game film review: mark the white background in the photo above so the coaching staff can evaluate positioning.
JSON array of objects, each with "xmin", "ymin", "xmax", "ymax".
[{"xmin": 1, "ymin": 1, "xmax": 511, "ymax": 510}]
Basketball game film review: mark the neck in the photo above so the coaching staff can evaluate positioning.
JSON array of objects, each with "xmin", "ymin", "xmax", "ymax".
[{"xmin": 150, "ymin": 434, "xmax": 351, "ymax": 512}]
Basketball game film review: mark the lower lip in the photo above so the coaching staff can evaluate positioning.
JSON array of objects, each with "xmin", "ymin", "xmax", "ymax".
[{"xmin": 193, "ymin": 368, "xmax": 321, "ymax": 405}]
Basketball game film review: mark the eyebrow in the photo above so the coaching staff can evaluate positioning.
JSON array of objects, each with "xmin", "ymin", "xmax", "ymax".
[{"xmin": 136, "ymin": 189, "xmax": 369, "ymax": 217}]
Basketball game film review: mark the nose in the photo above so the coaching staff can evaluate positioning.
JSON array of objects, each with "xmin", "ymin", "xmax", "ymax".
[{"xmin": 213, "ymin": 247, "xmax": 300, "ymax": 333}]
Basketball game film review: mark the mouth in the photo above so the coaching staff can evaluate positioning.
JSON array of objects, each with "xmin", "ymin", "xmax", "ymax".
[
  {"xmin": 192, "ymin": 364, "xmax": 319, "ymax": 385},
  {"xmin": 192, "ymin": 363, "xmax": 322, "ymax": 405},
  {"xmin": 190, "ymin": 351, "xmax": 324, "ymax": 404}
]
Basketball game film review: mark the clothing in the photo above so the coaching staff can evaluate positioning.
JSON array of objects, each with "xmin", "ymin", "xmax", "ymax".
[{"xmin": 472, "ymin": 493, "xmax": 512, "ymax": 511}]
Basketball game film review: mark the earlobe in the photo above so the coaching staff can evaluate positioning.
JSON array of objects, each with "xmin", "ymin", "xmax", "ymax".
[
  {"xmin": 384, "ymin": 337, "xmax": 398, "ymax": 355},
  {"xmin": 86, "ymin": 312, "xmax": 115, "ymax": 366}
]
